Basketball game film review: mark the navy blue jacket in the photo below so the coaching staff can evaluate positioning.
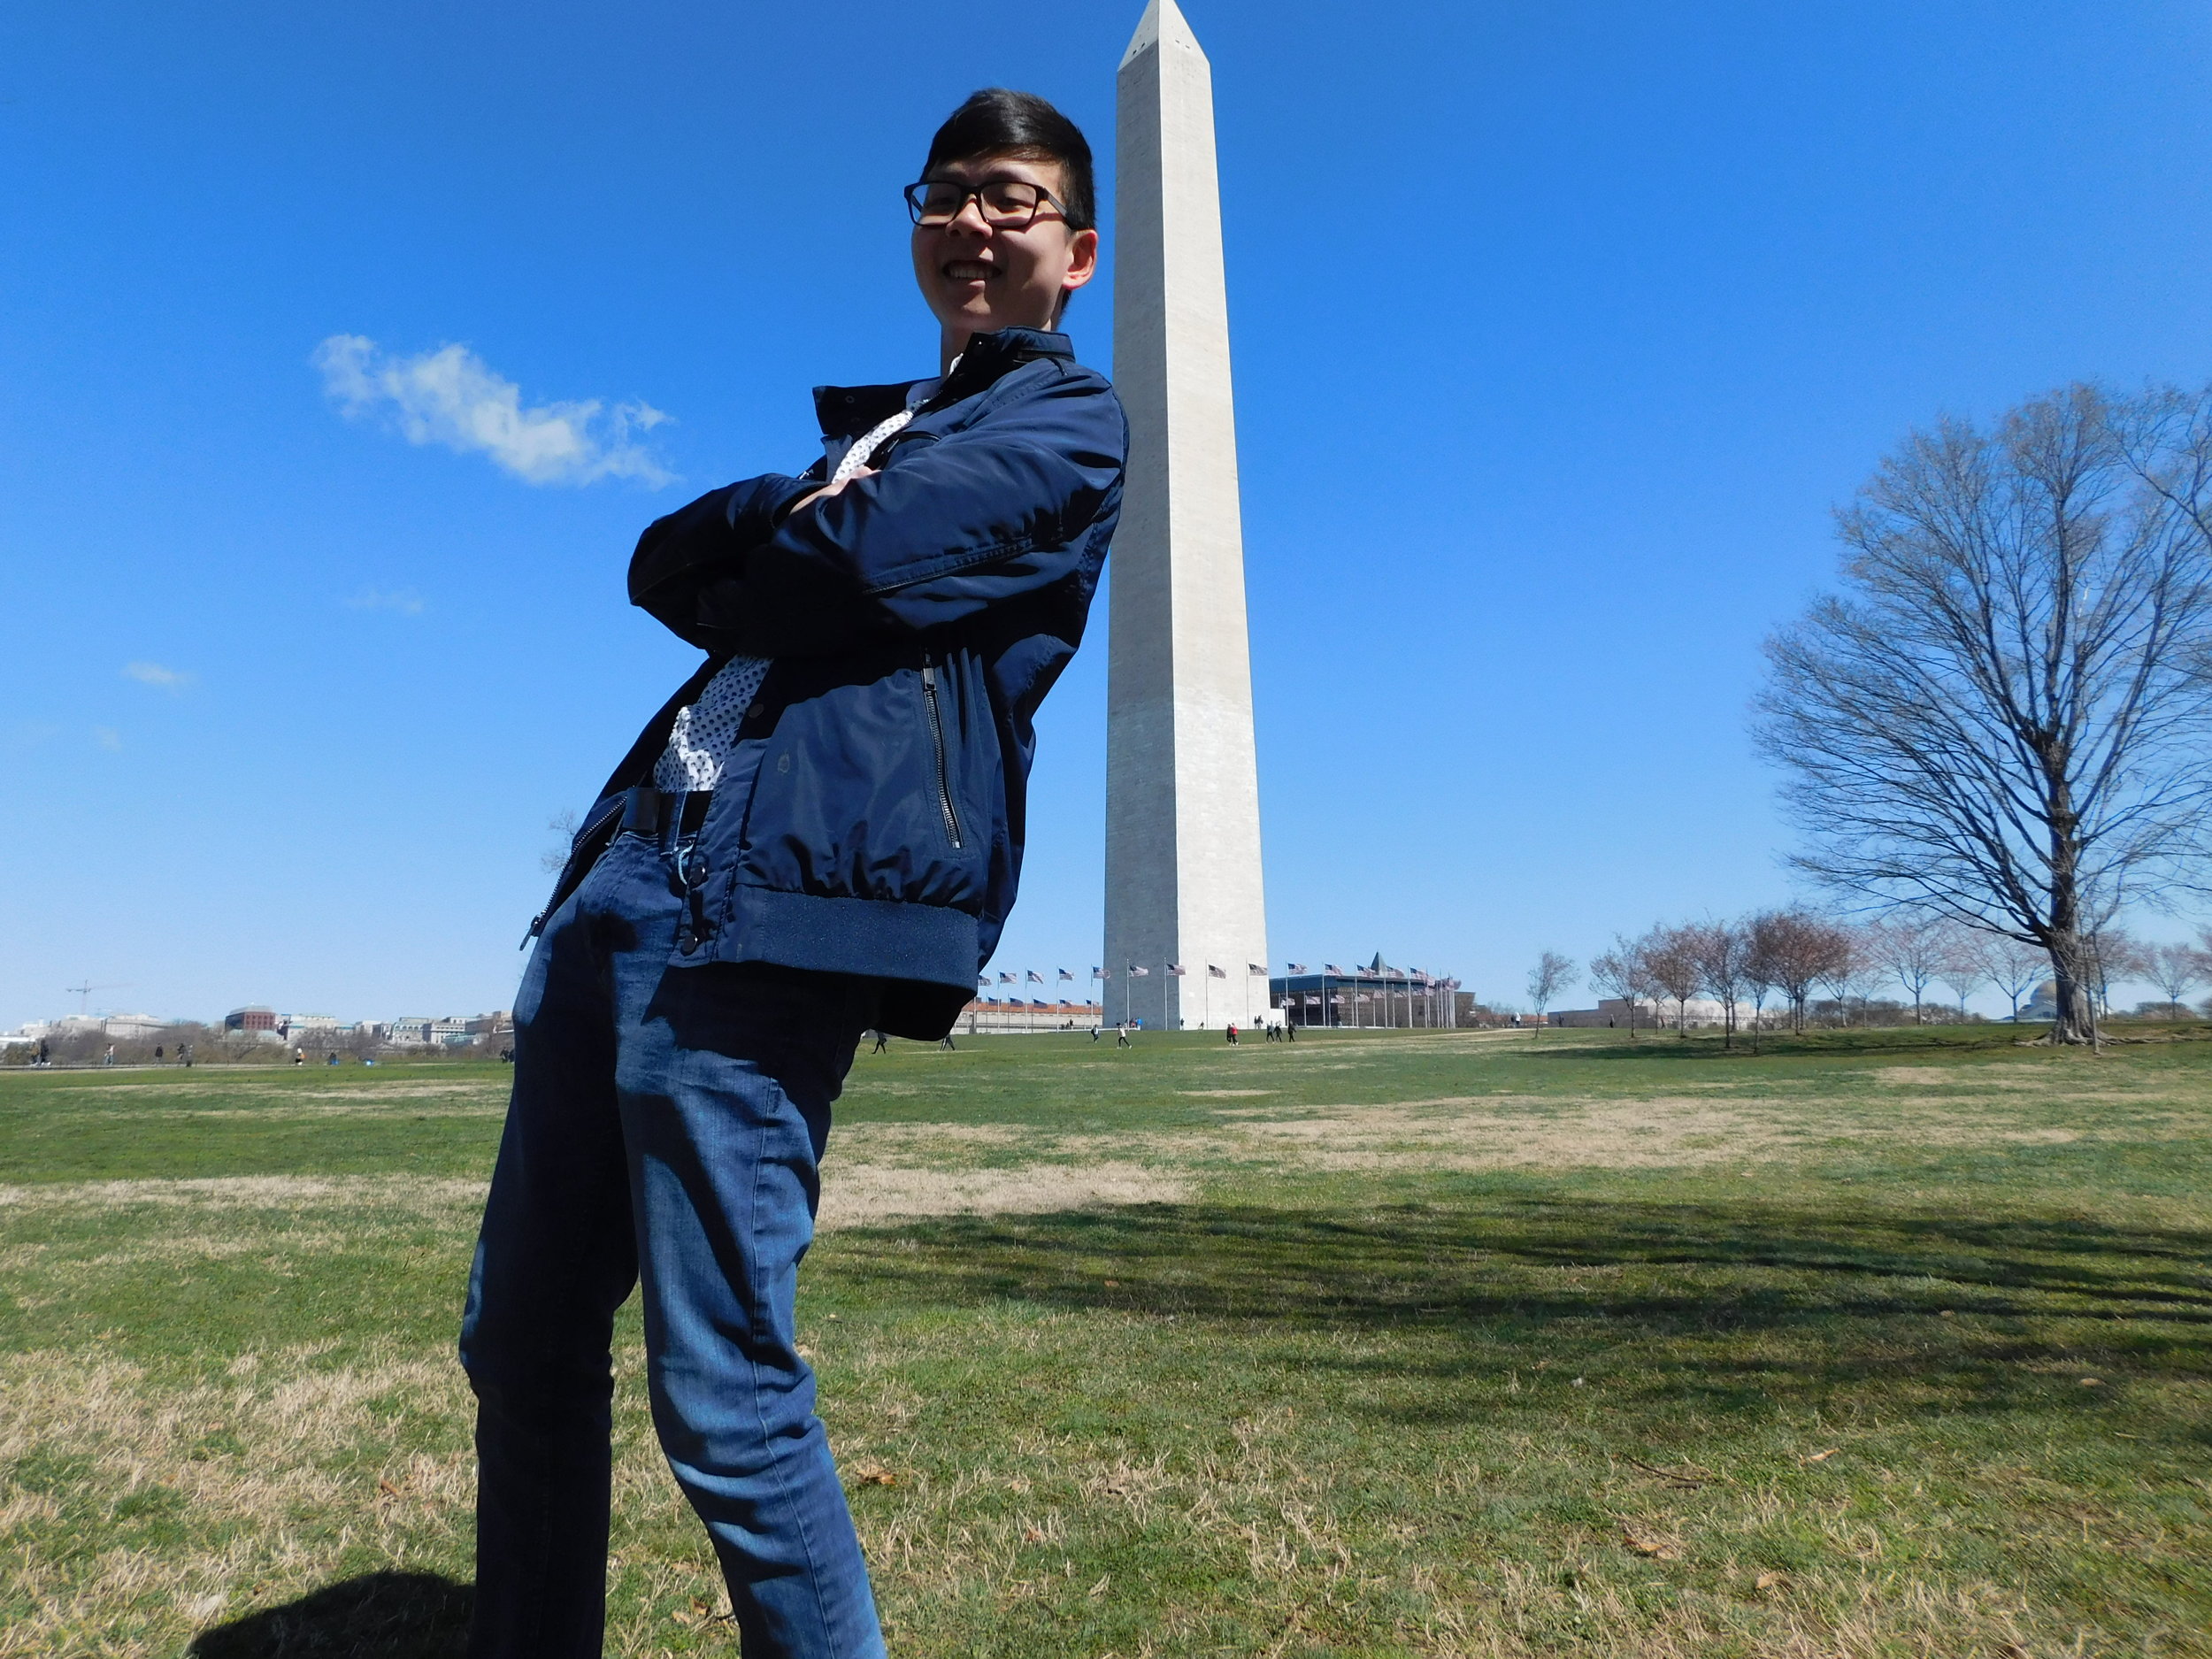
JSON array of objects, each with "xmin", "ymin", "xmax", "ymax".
[{"xmin": 533, "ymin": 327, "xmax": 1125, "ymax": 1039}]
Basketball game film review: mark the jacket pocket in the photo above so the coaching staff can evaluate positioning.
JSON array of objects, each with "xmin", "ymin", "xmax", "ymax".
[
  {"xmin": 918, "ymin": 657, "xmax": 964, "ymax": 849},
  {"xmin": 720, "ymin": 661, "xmax": 994, "ymax": 911}
]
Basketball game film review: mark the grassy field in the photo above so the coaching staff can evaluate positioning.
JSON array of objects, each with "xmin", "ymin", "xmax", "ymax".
[{"xmin": 2, "ymin": 1022, "xmax": 2208, "ymax": 1657}]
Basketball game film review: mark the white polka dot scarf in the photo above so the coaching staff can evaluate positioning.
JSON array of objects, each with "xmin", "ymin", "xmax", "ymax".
[{"xmin": 652, "ymin": 378, "xmax": 938, "ymax": 793}]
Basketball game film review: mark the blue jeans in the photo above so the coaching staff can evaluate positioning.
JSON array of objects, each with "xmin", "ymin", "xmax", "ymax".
[{"xmin": 459, "ymin": 826, "xmax": 887, "ymax": 1659}]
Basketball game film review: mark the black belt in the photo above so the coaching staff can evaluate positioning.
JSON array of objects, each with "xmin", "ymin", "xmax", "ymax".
[{"xmin": 621, "ymin": 786, "xmax": 712, "ymax": 837}]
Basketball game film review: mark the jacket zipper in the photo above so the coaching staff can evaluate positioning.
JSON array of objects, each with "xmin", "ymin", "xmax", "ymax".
[{"xmin": 919, "ymin": 659, "xmax": 964, "ymax": 849}]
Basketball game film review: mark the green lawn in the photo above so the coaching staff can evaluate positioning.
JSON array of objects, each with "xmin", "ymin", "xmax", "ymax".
[{"xmin": 2, "ymin": 1025, "xmax": 2207, "ymax": 1656}]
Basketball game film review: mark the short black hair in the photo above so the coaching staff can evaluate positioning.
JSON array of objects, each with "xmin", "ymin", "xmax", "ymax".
[{"xmin": 922, "ymin": 88, "xmax": 1095, "ymax": 234}]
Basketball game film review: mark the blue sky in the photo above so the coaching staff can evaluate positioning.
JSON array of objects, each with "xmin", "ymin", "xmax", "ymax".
[{"xmin": 4, "ymin": 0, "xmax": 2210, "ymax": 1027}]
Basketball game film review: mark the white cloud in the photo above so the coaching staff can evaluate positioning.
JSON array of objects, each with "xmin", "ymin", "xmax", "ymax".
[
  {"xmin": 345, "ymin": 588, "xmax": 426, "ymax": 616},
  {"xmin": 122, "ymin": 661, "xmax": 195, "ymax": 692},
  {"xmin": 314, "ymin": 334, "xmax": 674, "ymax": 488},
  {"xmin": 93, "ymin": 726, "xmax": 122, "ymax": 751}
]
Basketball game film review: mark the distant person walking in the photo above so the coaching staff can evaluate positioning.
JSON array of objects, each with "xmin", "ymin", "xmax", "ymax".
[
  {"xmin": 871, "ymin": 1030, "xmax": 889, "ymax": 1055},
  {"xmin": 1116, "ymin": 1022, "xmax": 1132, "ymax": 1048},
  {"xmin": 1225, "ymin": 1023, "xmax": 1238, "ymax": 1044}
]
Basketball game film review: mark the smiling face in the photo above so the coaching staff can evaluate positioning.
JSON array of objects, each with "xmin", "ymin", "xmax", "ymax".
[{"xmin": 910, "ymin": 153, "xmax": 1099, "ymax": 365}]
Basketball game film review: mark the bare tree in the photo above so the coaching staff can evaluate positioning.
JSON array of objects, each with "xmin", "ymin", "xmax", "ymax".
[
  {"xmin": 1753, "ymin": 384, "xmax": 2212, "ymax": 1043},
  {"xmin": 1641, "ymin": 925, "xmax": 1702, "ymax": 1036},
  {"xmin": 1868, "ymin": 917, "xmax": 1945, "ymax": 1024},
  {"xmin": 541, "ymin": 809, "xmax": 581, "ymax": 875},
  {"xmin": 2144, "ymin": 941, "xmax": 2206, "ymax": 1017},
  {"xmin": 1525, "ymin": 952, "xmax": 1576, "ymax": 1036},
  {"xmin": 1981, "ymin": 933, "xmax": 2050, "ymax": 1022},
  {"xmin": 1588, "ymin": 937, "xmax": 1657, "ymax": 1040},
  {"xmin": 2080, "ymin": 928, "xmax": 2147, "ymax": 1019},
  {"xmin": 1740, "ymin": 922, "xmax": 1778, "ymax": 1052},
  {"xmin": 1747, "ymin": 909, "xmax": 1849, "ymax": 1033},
  {"xmin": 1686, "ymin": 920, "xmax": 1750, "ymax": 1050},
  {"xmin": 1932, "ymin": 923, "xmax": 1986, "ymax": 1018},
  {"xmin": 1815, "ymin": 923, "xmax": 1871, "ymax": 1026}
]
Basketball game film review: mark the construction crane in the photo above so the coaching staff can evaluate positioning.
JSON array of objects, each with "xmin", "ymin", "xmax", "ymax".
[{"xmin": 64, "ymin": 981, "xmax": 129, "ymax": 1017}]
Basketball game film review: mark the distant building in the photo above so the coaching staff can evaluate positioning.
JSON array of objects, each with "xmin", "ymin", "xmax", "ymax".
[
  {"xmin": 388, "ymin": 1016, "xmax": 491, "ymax": 1047},
  {"xmin": 101, "ymin": 1013, "xmax": 172, "ymax": 1041},
  {"xmin": 225, "ymin": 1005, "xmax": 279, "ymax": 1033},
  {"xmin": 958, "ymin": 999, "xmax": 1103, "ymax": 1033},
  {"xmin": 1271, "ymin": 960, "xmax": 1459, "ymax": 1029}
]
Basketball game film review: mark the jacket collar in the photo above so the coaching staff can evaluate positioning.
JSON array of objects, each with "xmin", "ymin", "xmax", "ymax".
[{"xmin": 812, "ymin": 328, "xmax": 1073, "ymax": 439}]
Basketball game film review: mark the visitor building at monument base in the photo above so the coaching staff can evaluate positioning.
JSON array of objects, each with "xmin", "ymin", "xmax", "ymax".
[
  {"xmin": 1271, "ymin": 961, "xmax": 1463, "ymax": 1029},
  {"xmin": 956, "ymin": 999, "xmax": 1106, "ymax": 1034}
]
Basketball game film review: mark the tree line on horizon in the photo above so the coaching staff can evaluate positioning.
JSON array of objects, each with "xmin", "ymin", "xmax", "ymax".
[
  {"xmin": 3, "ymin": 1018, "xmax": 513, "ymax": 1069},
  {"xmin": 1521, "ymin": 913, "xmax": 2212, "ymax": 1050}
]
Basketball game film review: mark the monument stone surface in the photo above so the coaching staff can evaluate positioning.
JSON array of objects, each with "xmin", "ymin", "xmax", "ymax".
[{"xmin": 1104, "ymin": 0, "xmax": 1269, "ymax": 1029}]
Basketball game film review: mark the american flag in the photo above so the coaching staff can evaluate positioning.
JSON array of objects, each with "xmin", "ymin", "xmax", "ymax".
[
  {"xmin": 1094, "ymin": 966, "xmax": 1108, "ymax": 979},
  {"xmin": 1287, "ymin": 963, "xmax": 1309, "ymax": 973},
  {"xmin": 1207, "ymin": 964, "xmax": 1226, "ymax": 979},
  {"xmin": 1127, "ymin": 964, "xmax": 1149, "ymax": 977},
  {"xmin": 1025, "ymin": 970, "xmax": 1044, "ymax": 983},
  {"xmin": 1058, "ymin": 969, "xmax": 1075, "ymax": 981},
  {"xmin": 1165, "ymin": 964, "xmax": 1187, "ymax": 976},
  {"xmin": 998, "ymin": 972, "xmax": 1016, "ymax": 984},
  {"xmin": 977, "ymin": 975, "xmax": 990, "ymax": 987},
  {"xmin": 1248, "ymin": 963, "xmax": 1267, "ymax": 975},
  {"xmin": 1325, "ymin": 964, "xmax": 1344, "ymax": 975}
]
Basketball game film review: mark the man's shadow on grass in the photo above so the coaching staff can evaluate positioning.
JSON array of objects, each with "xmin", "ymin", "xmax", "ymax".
[{"xmin": 188, "ymin": 1571, "xmax": 471, "ymax": 1659}]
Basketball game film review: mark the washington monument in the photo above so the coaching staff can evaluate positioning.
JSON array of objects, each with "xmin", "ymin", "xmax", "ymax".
[{"xmin": 1105, "ymin": 0, "xmax": 1268, "ymax": 1029}]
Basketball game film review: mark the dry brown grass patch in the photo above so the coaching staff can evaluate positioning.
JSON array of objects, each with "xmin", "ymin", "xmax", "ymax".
[
  {"xmin": 0, "ymin": 1176, "xmax": 488, "ymax": 1213},
  {"xmin": 818, "ymin": 1163, "xmax": 1192, "ymax": 1228}
]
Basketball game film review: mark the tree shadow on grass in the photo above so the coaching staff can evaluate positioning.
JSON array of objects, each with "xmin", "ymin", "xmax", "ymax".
[
  {"xmin": 1528, "ymin": 1029, "xmax": 2046, "ymax": 1062},
  {"xmin": 187, "ymin": 1571, "xmax": 471, "ymax": 1658},
  {"xmin": 829, "ymin": 1196, "xmax": 2212, "ymax": 1419},
  {"xmin": 1539, "ymin": 1022, "xmax": 2210, "ymax": 1061}
]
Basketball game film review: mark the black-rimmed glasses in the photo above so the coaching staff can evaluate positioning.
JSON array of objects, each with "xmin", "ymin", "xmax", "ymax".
[{"xmin": 904, "ymin": 179, "xmax": 1067, "ymax": 228}]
